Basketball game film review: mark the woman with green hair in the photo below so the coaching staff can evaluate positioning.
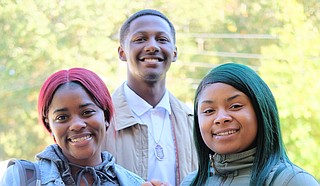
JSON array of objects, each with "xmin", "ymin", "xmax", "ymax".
[{"xmin": 181, "ymin": 63, "xmax": 319, "ymax": 185}]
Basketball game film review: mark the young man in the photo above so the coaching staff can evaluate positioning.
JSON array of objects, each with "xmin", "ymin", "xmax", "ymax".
[{"xmin": 105, "ymin": 9, "xmax": 197, "ymax": 186}]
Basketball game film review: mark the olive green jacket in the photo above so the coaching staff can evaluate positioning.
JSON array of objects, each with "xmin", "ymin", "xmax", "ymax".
[{"xmin": 181, "ymin": 148, "xmax": 319, "ymax": 186}]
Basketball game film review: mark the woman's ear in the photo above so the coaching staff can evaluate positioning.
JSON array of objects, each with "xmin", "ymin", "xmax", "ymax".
[
  {"xmin": 44, "ymin": 118, "xmax": 52, "ymax": 133},
  {"xmin": 51, "ymin": 132, "xmax": 56, "ymax": 142},
  {"xmin": 105, "ymin": 121, "xmax": 110, "ymax": 131}
]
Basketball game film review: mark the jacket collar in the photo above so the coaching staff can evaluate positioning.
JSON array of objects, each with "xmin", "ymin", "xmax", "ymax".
[
  {"xmin": 214, "ymin": 148, "xmax": 256, "ymax": 175},
  {"xmin": 123, "ymin": 82, "xmax": 171, "ymax": 117},
  {"xmin": 36, "ymin": 144, "xmax": 118, "ymax": 185},
  {"xmin": 111, "ymin": 83, "xmax": 193, "ymax": 131}
]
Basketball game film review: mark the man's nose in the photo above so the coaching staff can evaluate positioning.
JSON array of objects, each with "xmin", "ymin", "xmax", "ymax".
[{"xmin": 144, "ymin": 39, "xmax": 160, "ymax": 53}]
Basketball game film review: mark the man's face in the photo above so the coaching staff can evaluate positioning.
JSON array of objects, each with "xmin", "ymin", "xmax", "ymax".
[{"xmin": 118, "ymin": 15, "xmax": 177, "ymax": 84}]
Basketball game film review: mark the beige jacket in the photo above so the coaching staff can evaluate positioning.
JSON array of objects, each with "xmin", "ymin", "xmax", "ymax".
[{"xmin": 105, "ymin": 83, "xmax": 198, "ymax": 185}]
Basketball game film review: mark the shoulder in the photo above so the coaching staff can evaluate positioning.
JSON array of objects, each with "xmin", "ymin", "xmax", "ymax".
[
  {"xmin": 180, "ymin": 170, "xmax": 197, "ymax": 186},
  {"xmin": 0, "ymin": 160, "xmax": 22, "ymax": 185},
  {"xmin": 271, "ymin": 162, "xmax": 319, "ymax": 186},
  {"xmin": 168, "ymin": 92, "xmax": 193, "ymax": 115},
  {"xmin": 36, "ymin": 158, "xmax": 64, "ymax": 185},
  {"xmin": 286, "ymin": 172, "xmax": 319, "ymax": 186},
  {"xmin": 111, "ymin": 84, "xmax": 133, "ymax": 117},
  {"xmin": 1, "ymin": 159, "xmax": 42, "ymax": 186},
  {"xmin": 114, "ymin": 164, "xmax": 145, "ymax": 185},
  {"xmin": 112, "ymin": 83, "xmax": 125, "ymax": 100}
]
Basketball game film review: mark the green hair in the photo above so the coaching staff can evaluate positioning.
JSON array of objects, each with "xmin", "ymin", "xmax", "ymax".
[{"xmin": 191, "ymin": 63, "xmax": 289, "ymax": 186}]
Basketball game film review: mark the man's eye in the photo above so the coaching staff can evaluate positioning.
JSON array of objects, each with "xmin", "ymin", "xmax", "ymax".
[
  {"xmin": 133, "ymin": 37, "xmax": 145, "ymax": 42},
  {"xmin": 158, "ymin": 37, "xmax": 169, "ymax": 42}
]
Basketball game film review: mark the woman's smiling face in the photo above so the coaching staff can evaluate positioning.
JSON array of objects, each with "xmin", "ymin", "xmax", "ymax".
[
  {"xmin": 197, "ymin": 83, "xmax": 258, "ymax": 154},
  {"xmin": 47, "ymin": 83, "xmax": 107, "ymax": 166}
]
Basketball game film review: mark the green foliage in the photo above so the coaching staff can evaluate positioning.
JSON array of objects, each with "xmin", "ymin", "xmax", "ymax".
[
  {"xmin": 0, "ymin": 0, "xmax": 319, "ymax": 181},
  {"xmin": 259, "ymin": 0, "xmax": 320, "ymax": 180}
]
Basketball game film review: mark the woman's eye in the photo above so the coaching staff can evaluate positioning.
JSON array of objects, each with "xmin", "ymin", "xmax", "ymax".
[
  {"xmin": 202, "ymin": 109, "xmax": 215, "ymax": 114},
  {"xmin": 230, "ymin": 104, "xmax": 243, "ymax": 110},
  {"xmin": 83, "ymin": 110, "xmax": 95, "ymax": 117},
  {"xmin": 55, "ymin": 115, "xmax": 68, "ymax": 122}
]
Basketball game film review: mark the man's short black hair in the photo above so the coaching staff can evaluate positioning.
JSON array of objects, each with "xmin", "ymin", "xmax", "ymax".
[{"xmin": 119, "ymin": 9, "xmax": 176, "ymax": 45}]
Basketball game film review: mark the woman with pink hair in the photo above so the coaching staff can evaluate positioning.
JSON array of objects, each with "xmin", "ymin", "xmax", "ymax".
[{"xmin": 1, "ymin": 68, "xmax": 144, "ymax": 186}]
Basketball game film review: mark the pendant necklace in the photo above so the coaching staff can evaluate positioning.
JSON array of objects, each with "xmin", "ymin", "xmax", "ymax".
[{"xmin": 149, "ymin": 117, "xmax": 165, "ymax": 161}]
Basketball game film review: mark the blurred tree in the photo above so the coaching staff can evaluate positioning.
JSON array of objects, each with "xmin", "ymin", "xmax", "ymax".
[
  {"xmin": 259, "ymin": 0, "xmax": 320, "ymax": 180},
  {"xmin": 0, "ymin": 0, "xmax": 59, "ymax": 159},
  {"xmin": 0, "ymin": 0, "xmax": 319, "ymax": 181}
]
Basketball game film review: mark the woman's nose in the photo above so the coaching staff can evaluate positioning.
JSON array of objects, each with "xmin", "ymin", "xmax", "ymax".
[
  {"xmin": 214, "ymin": 110, "xmax": 232, "ymax": 125},
  {"xmin": 69, "ymin": 116, "xmax": 86, "ymax": 131}
]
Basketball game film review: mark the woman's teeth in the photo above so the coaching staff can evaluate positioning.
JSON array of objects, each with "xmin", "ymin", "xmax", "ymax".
[
  {"xmin": 70, "ymin": 135, "xmax": 91, "ymax": 143},
  {"xmin": 216, "ymin": 130, "xmax": 237, "ymax": 136}
]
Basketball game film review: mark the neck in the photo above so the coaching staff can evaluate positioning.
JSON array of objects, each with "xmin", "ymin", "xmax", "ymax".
[
  {"xmin": 127, "ymin": 80, "xmax": 166, "ymax": 107},
  {"xmin": 70, "ymin": 165, "xmax": 94, "ymax": 185}
]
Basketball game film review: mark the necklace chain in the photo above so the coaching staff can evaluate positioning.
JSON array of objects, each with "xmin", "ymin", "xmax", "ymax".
[
  {"xmin": 149, "ymin": 114, "xmax": 165, "ymax": 144},
  {"xmin": 149, "ymin": 111, "xmax": 166, "ymax": 161},
  {"xmin": 140, "ymin": 109, "xmax": 167, "ymax": 161}
]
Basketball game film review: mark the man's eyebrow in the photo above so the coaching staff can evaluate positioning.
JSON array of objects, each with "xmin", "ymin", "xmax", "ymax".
[{"xmin": 132, "ymin": 31, "xmax": 170, "ymax": 35}]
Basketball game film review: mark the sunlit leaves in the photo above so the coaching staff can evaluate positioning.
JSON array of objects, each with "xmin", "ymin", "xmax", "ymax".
[
  {"xmin": 259, "ymin": 0, "xmax": 320, "ymax": 179},
  {"xmin": 0, "ymin": 0, "xmax": 319, "ymax": 181}
]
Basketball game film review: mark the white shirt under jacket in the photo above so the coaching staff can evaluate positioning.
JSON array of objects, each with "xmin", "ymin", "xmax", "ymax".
[{"xmin": 124, "ymin": 83, "xmax": 175, "ymax": 185}]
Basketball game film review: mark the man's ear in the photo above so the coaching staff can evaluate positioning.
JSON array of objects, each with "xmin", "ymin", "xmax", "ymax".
[
  {"xmin": 118, "ymin": 45, "xmax": 127, "ymax": 61},
  {"xmin": 172, "ymin": 46, "xmax": 178, "ymax": 62}
]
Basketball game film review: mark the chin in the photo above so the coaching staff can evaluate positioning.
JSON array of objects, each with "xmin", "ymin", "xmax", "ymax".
[{"xmin": 213, "ymin": 147, "xmax": 237, "ymax": 155}]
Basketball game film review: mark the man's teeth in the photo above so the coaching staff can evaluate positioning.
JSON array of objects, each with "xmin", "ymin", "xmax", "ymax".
[
  {"xmin": 216, "ymin": 130, "xmax": 237, "ymax": 136},
  {"xmin": 70, "ymin": 135, "xmax": 91, "ymax": 142},
  {"xmin": 144, "ymin": 58, "xmax": 159, "ymax": 62}
]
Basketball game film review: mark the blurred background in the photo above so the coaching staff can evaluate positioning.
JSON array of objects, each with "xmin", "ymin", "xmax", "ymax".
[{"xmin": 0, "ymin": 0, "xmax": 319, "ymax": 181}]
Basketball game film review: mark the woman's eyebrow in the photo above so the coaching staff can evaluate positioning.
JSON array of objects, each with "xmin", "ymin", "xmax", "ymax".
[
  {"xmin": 79, "ymin": 103, "xmax": 95, "ymax": 109},
  {"xmin": 200, "ymin": 99, "xmax": 214, "ymax": 105},
  {"xmin": 53, "ymin": 108, "xmax": 68, "ymax": 114},
  {"xmin": 226, "ymin": 94, "xmax": 240, "ymax": 102}
]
